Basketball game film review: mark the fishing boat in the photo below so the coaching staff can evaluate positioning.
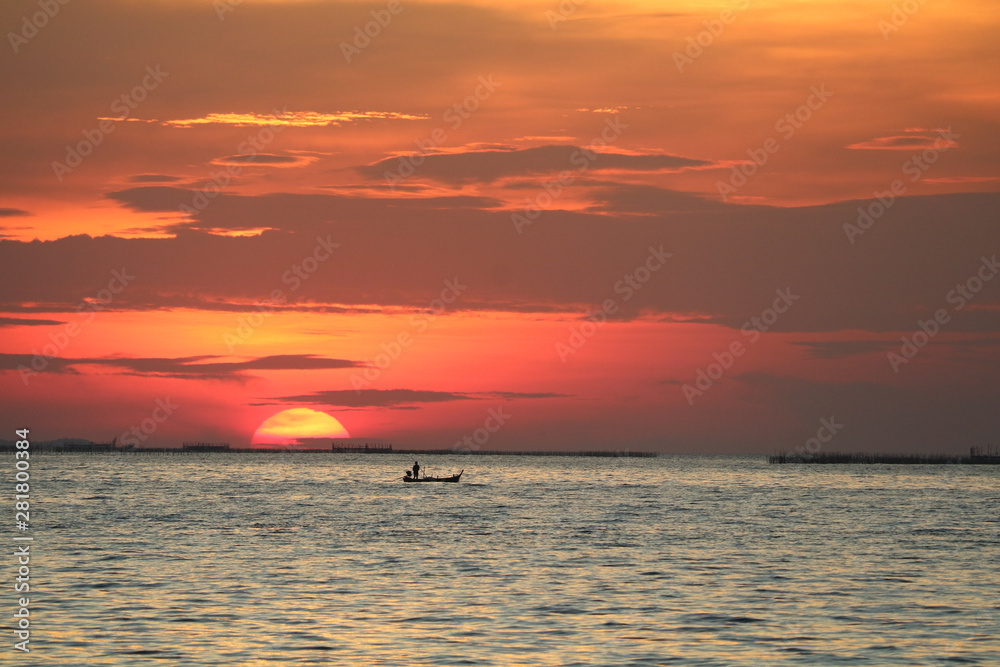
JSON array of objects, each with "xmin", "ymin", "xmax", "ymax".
[{"xmin": 403, "ymin": 469, "xmax": 463, "ymax": 483}]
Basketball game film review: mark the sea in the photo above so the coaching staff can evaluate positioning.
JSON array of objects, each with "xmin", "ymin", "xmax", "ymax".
[{"xmin": 23, "ymin": 453, "xmax": 1000, "ymax": 665}]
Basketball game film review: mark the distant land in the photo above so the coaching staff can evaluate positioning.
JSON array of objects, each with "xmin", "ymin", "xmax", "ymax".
[
  {"xmin": 769, "ymin": 448, "xmax": 1000, "ymax": 465},
  {"xmin": 3, "ymin": 440, "xmax": 1000, "ymax": 463},
  {"xmin": 0, "ymin": 439, "xmax": 656, "ymax": 457}
]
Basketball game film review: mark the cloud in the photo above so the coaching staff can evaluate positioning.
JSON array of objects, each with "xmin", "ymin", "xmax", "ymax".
[
  {"xmin": 485, "ymin": 391, "xmax": 568, "ymax": 400},
  {"xmin": 0, "ymin": 209, "xmax": 31, "ymax": 218},
  {"xmin": 0, "ymin": 292, "xmax": 386, "ymax": 316},
  {"xmin": 158, "ymin": 110, "xmax": 428, "ymax": 128},
  {"xmin": 787, "ymin": 340, "xmax": 896, "ymax": 359},
  {"xmin": 587, "ymin": 184, "xmax": 733, "ymax": 214},
  {"xmin": 277, "ymin": 389, "xmax": 477, "ymax": 408},
  {"xmin": 105, "ymin": 187, "xmax": 198, "ymax": 213},
  {"xmin": 95, "ymin": 117, "xmax": 158, "ymax": 124},
  {"xmin": 271, "ymin": 388, "xmax": 569, "ymax": 408},
  {"xmin": 576, "ymin": 106, "xmax": 634, "ymax": 113},
  {"xmin": 846, "ymin": 135, "xmax": 957, "ymax": 151},
  {"xmin": 357, "ymin": 145, "xmax": 711, "ymax": 184},
  {"xmin": 924, "ymin": 176, "xmax": 1000, "ymax": 184},
  {"xmin": 128, "ymin": 174, "xmax": 184, "ymax": 183},
  {"xmin": 104, "ymin": 186, "xmax": 502, "ymax": 218},
  {"xmin": 0, "ymin": 317, "xmax": 65, "ymax": 327},
  {"xmin": 790, "ymin": 336, "xmax": 1000, "ymax": 360},
  {"xmin": 211, "ymin": 154, "xmax": 315, "ymax": 167},
  {"xmin": 514, "ymin": 135, "xmax": 577, "ymax": 143},
  {"xmin": 7, "ymin": 190, "xmax": 1000, "ymax": 333},
  {"xmin": 0, "ymin": 353, "xmax": 363, "ymax": 381}
]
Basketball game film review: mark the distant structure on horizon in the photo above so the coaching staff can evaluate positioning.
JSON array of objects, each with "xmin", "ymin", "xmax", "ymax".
[
  {"xmin": 970, "ymin": 445, "xmax": 1000, "ymax": 462},
  {"xmin": 0, "ymin": 438, "xmax": 119, "ymax": 452},
  {"xmin": 182, "ymin": 442, "xmax": 231, "ymax": 452},
  {"xmin": 331, "ymin": 441, "xmax": 393, "ymax": 453},
  {"xmin": 770, "ymin": 445, "xmax": 1000, "ymax": 465}
]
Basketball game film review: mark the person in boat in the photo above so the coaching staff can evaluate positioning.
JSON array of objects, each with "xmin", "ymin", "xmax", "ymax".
[{"xmin": 412, "ymin": 461, "xmax": 420, "ymax": 479}]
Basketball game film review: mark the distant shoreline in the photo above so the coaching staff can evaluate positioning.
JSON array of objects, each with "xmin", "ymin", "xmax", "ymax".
[
  {"xmin": 0, "ymin": 443, "xmax": 657, "ymax": 458},
  {"xmin": 5, "ymin": 442, "xmax": 998, "ymax": 462},
  {"xmin": 769, "ymin": 452, "xmax": 1000, "ymax": 465}
]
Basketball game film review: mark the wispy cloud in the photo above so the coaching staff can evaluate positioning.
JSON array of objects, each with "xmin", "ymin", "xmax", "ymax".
[
  {"xmin": 270, "ymin": 389, "xmax": 569, "ymax": 409},
  {"xmin": 846, "ymin": 134, "xmax": 958, "ymax": 151},
  {"xmin": 0, "ymin": 353, "xmax": 363, "ymax": 380},
  {"xmin": 159, "ymin": 110, "xmax": 428, "ymax": 128},
  {"xmin": 787, "ymin": 340, "xmax": 896, "ymax": 359},
  {"xmin": 128, "ymin": 174, "xmax": 184, "ymax": 183},
  {"xmin": 576, "ymin": 106, "xmax": 635, "ymax": 113},
  {"xmin": 924, "ymin": 176, "xmax": 1000, "ymax": 184},
  {"xmin": 358, "ymin": 145, "xmax": 710, "ymax": 184},
  {"xmin": 0, "ymin": 208, "xmax": 31, "ymax": 218},
  {"xmin": 16, "ymin": 190, "xmax": 1000, "ymax": 333},
  {"xmin": 0, "ymin": 317, "xmax": 65, "ymax": 327},
  {"xmin": 211, "ymin": 153, "xmax": 317, "ymax": 167}
]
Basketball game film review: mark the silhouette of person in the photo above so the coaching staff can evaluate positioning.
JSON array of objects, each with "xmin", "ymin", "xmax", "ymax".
[{"xmin": 412, "ymin": 461, "xmax": 420, "ymax": 479}]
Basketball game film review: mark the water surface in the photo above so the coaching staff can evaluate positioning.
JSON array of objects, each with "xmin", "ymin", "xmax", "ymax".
[{"xmin": 29, "ymin": 454, "xmax": 1000, "ymax": 665}]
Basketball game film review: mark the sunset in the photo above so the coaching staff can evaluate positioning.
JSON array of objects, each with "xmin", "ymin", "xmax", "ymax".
[
  {"xmin": 250, "ymin": 407, "xmax": 351, "ymax": 447},
  {"xmin": 2, "ymin": 0, "xmax": 998, "ymax": 664}
]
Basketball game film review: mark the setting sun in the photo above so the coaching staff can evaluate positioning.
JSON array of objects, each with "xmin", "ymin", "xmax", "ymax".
[{"xmin": 250, "ymin": 408, "xmax": 350, "ymax": 448}]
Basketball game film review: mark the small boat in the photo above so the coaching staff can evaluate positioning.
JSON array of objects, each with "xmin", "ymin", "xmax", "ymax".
[{"xmin": 403, "ymin": 469, "xmax": 463, "ymax": 483}]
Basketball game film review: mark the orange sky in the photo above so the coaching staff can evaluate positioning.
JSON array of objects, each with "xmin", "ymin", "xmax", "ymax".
[{"xmin": 2, "ymin": 0, "xmax": 999, "ymax": 452}]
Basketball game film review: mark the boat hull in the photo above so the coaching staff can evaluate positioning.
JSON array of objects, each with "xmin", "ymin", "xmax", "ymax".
[{"xmin": 403, "ymin": 470, "xmax": 463, "ymax": 483}]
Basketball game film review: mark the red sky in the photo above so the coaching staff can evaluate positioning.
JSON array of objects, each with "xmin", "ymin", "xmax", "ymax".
[{"xmin": 2, "ymin": 0, "xmax": 999, "ymax": 453}]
